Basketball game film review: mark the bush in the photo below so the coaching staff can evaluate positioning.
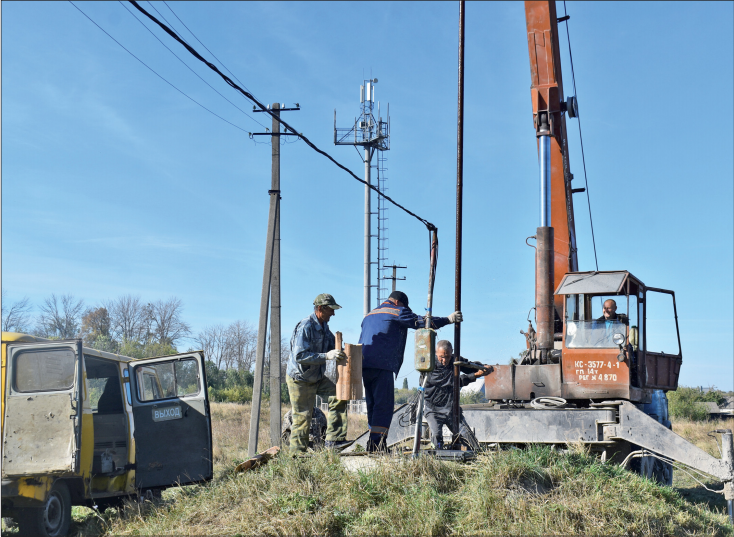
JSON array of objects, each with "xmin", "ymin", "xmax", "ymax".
[
  {"xmin": 394, "ymin": 387, "xmax": 417, "ymax": 405},
  {"xmin": 460, "ymin": 389, "xmax": 486, "ymax": 405},
  {"xmin": 669, "ymin": 386, "xmax": 726, "ymax": 421},
  {"xmin": 209, "ymin": 385, "xmax": 253, "ymax": 404}
]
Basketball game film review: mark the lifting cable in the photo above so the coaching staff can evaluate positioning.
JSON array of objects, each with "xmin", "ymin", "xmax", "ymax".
[
  {"xmin": 128, "ymin": 0, "xmax": 437, "ymax": 234},
  {"xmin": 562, "ymin": 1, "xmax": 599, "ymax": 271}
]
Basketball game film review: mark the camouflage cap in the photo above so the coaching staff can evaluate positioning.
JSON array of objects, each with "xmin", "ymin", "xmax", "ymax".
[{"xmin": 313, "ymin": 293, "xmax": 342, "ymax": 309}]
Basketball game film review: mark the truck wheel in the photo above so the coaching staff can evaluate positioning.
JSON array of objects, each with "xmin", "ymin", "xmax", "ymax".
[{"xmin": 17, "ymin": 480, "xmax": 72, "ymax": 537}]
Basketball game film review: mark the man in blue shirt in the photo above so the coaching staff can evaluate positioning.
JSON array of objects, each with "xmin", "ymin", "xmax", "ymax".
[
  {"xmin": 286, "ymin": 293, "xmax": 349, "ymax": 454},
  {"xmin": 358, "ymin": 290, "xmax": 463, "ymax": 451}
]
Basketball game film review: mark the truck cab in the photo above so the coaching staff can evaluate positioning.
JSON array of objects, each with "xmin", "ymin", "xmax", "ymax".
[
  {"xmin": 1, "ymin": 332, "xmax": 212, "ymax": 536},
  {"xmin": 484, "ymin": 271, "xmax": 682, "ymax": 405}
]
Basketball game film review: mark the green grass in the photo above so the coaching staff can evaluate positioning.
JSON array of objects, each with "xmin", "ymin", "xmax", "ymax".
[
  {"xmin": 3, "ymin": 407, "xmax": 733, "ymax": 536},
  {"xmin": 64, "ymin": 446, "xmax": 731, "ymax": 536}
]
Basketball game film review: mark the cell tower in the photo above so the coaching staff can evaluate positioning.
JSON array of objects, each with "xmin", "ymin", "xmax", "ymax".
[{"xmin": 334, "ymin": 78, "xmax": 391, "ymax": 315}]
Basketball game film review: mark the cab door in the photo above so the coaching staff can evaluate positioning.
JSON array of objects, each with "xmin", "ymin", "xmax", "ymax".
[
  {"xmin": 643, "ymin": 288, "xmax": 683, "ymax": 390},
  {"xmin": 2, "ymin": 340, "xmax": 83, "ymax": 476},
  {"xmin": 129, "ymin": 352, "xmax": 212, "ymax": 488}
]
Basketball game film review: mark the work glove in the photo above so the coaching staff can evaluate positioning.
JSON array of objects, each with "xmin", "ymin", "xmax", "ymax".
[
  {"xmin": 448, "ymin": 311, "xmax": 463, "ymax": 324},
  {"xmin": 326, "ymin": 349, "xmax": 347, "ymax": 362}
]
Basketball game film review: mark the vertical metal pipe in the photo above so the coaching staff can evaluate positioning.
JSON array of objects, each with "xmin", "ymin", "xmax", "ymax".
[
  {"xmin": 535, "ymin": 226, "xmax": 555, "ymax": 351},
  {"xmin": 539, "ymin": 134, "xmax": 551, "ymax": 227},
  {"xmin": 364, "ymin": 147, "xmax": 372, "ymax": 316},
  {"xmin": 269, "ymin": 105, "xmax": 282, "ymax": 448},
  {"xmin": 412, "ymin": 375, "xmax": 429, "ymax": 456},
  {"xmin": 453, "ymin": 0, "xmax": 466, "ymax": 438}
]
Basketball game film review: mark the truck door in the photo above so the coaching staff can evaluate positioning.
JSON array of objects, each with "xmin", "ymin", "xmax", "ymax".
[
  {"xmin": 2, "ymin": 340, "xmax": 83, "ymax": 476},
  {"xmin": 129, "ymin": 352, "xmax": 212, "ymax": 489},
  {"xmin": 644, "ymin": 288, "xmax": 683, "ymax": 390}
]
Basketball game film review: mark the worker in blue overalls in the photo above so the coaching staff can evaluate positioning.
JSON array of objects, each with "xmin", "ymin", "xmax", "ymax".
[{"xmin": 358, "ymin": 290, "xmax": 463, "ymax": 451}]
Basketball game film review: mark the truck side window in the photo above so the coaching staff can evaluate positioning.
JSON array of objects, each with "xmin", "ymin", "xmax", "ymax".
[{"xmin": 14, "ymin": 348, "xmax": 75, "ymax": 392}]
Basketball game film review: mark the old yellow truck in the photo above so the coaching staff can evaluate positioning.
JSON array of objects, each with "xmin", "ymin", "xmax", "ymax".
[{"xmin": 1, "ymin": 332, "xmax": 212, "ymax": 536}]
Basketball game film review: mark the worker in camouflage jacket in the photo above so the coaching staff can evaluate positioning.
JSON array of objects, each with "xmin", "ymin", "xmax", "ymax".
[
  {"xmin": 358, "ymin": 291, "xmax": 463, "ymax": 451},
  {"xmin": 421, "ymin": 339, "xmax": 491, "ymax": 449},
  {"xmin": 286, "ymin": 293, "xmax": 350, "ymax": 454}
]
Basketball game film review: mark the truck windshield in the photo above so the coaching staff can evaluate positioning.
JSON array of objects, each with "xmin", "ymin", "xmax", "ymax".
[{"xmin": 566, "ymin": 320, "xmax": 626, "ymax": 348}]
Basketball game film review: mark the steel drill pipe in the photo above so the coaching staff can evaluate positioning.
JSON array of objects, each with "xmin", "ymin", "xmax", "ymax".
[{"xmin": 453, "ymin": 0, "xmax": 465, "ymax": 439}]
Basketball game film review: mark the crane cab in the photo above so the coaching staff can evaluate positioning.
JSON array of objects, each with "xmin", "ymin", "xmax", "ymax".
[
  {"xmin": 556, "ymin": 270, "xmax": 682, "ymax": 401},
  {"xmin": 484, "ymin": 271, "xmax": 682, "ymax": 404}
]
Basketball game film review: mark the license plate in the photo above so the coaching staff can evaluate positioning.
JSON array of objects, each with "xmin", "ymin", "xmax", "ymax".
[{"xmin": 152, "ymin": 405, "xmax": 182, "ymax": 422}]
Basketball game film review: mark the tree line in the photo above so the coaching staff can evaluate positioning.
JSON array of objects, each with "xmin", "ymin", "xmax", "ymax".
[{"xmin": 2, "ymin": 291, "xmax": 289, "ymax": 403}]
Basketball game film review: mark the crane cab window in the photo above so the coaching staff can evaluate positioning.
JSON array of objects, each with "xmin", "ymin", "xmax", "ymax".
[{"xmin": 565, "ymin": 295, "xmax": 632, "ymax": 348}]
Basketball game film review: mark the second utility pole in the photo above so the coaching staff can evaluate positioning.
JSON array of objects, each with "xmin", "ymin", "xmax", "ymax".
[{"xmin": 249, "ymin": 102, "xmax": 300, "ymax": 457}]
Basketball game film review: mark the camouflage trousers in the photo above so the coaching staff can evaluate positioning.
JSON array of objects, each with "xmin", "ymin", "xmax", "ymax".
[{"xmin": 286, "ymin": 375, "xmax": 348, "ymax": 454}]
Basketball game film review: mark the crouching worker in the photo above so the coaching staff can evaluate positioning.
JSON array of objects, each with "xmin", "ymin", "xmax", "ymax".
[
  {"xmin": 422, "ymin": 340, "xmax": 491, "ymax": 450},
  {"xmin": 286, "ymin": 293, "xmax": 350, "ymax": 454}
]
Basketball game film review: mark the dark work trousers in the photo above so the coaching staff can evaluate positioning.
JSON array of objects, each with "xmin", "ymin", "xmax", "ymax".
[
  {"xmin": 362, "ymin": 367, "xmax": 395, "ymax": 449},
  {"xmin": 424, "ymin": 407, "xmax": 473, "ymax": 449}
]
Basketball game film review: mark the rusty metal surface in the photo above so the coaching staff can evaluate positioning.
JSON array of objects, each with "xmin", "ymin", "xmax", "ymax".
[
  {"xmin": 561, "ymin": 347, "xmax": 632, "ymax": 400},
  {"xmin": 645, "ymin": 352, "xmax": 682, "ymax": 390},
  {"xmin": 463, "ymin": 407, "xmax": 615, "ymax": 444},
  {"xmin": 535, "ymin": 227, "xmax": 554, "ymax": 350},
  {"xmin": 484, "ymin": 364, "xmax": 561, "ymax": 400}
]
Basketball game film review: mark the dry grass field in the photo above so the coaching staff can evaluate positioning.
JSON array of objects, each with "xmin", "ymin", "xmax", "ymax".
[{"xmin": 2, "ymin": 405, "xmax": 733, "ymax": 536}]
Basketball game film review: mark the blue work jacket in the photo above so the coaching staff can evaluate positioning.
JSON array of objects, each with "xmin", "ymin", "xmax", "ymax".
[
  {"xmin": 358, "ymin": 300, "xmax": 450, "ymax": 375},
  {"xmin": 286, "ymin": 313, "xmax": 336, "ymax": 383}
]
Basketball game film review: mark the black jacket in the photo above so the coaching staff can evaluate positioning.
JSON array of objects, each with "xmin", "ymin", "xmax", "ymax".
[{"xmin": 420, "ymin": 356, "xmax": 478, "ymax": 411}]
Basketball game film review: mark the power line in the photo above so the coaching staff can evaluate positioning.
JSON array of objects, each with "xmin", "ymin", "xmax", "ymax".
[
  {"xmin": 145, "ymin": 1, "xmax": 187, "ymax": 44},
  {"xmin": 69, "ymin": 1, "xmax": 249, "ymax": 134},
  {"xmin": 118, "ymin": 1, "xmax": 267, "ymax": 129},
  {"xmin": 128, "ymin": 0, "xmax": 436, "ymax": 232},
  {"xmin": 562, "ymin": 1, "xmax": 599, "ymax": 271},
  {"xmin": 162, "ymin": 0, "xmax": 252, "ymax": 94}
]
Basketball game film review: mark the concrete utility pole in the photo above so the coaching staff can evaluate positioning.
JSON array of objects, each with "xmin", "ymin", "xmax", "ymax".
[
  {"xmin": 249, "ymin": 102, "xmax": 299, "ymax": 457},
  {"xmin": 269, "ymin": 105, "xmax": 282, "ymax": 449}
]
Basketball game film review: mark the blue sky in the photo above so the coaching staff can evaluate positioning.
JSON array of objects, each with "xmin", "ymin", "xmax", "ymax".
[{"xmin": 2, "ymin": 1, "xmax": 732, "ymax": 391}]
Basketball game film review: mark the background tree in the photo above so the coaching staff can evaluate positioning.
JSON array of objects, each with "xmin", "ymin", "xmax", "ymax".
[
  {"xmin": 1, "ymin": 291, "xmax": 33, "ymax": 333},
  {"xmin": 105, "ymin": 294, "xmax": 147, "ymax": 342},
  {"xmin": 150, "ymin": 297, "xmax": 191, "ymax": 346},
  {"xmin": 402, "ymin": 378, "xmax": 409, "ymax": 390},
  {"xmin": 81, "ymin": 307, "xmax": 111, "ymax": 343},
  {"xmin": 36, "ymin": 293, "xmax": 84, "ymax": 338},
  {"xmin": 225, "ymin": 320, "xmax": 256, "ymax": 371},
  {"xmin": 195, "ymin": 324, "xmax": 229, "ymax": 369}
]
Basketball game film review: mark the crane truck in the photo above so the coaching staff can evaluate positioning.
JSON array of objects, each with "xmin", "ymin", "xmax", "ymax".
[{"xmin": 345, "ymin": 0, "xmax": 734, "ymax": 521}]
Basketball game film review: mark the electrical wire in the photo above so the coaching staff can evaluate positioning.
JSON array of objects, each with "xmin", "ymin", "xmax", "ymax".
[
  {"xmin": 562, "ymin": 1, "xmax": 599, "ymax": 271},
  {"xmin": 69, "ymin": 1, "xmax": 249, "ymax": 134},
  {"xmin": 162, "ymin": 0, "xmax": 253, "ymax": 94},
  {"xmin": 145, "ymin": 0, "xmax": 186, "ymax": 43},
  {"xmin": 128, "ymin": 0, "xmax": 436, "ymax": 232},
  {"xmin": 119, "ymin": 2, "xmax": 268, "ymax": 130}
]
